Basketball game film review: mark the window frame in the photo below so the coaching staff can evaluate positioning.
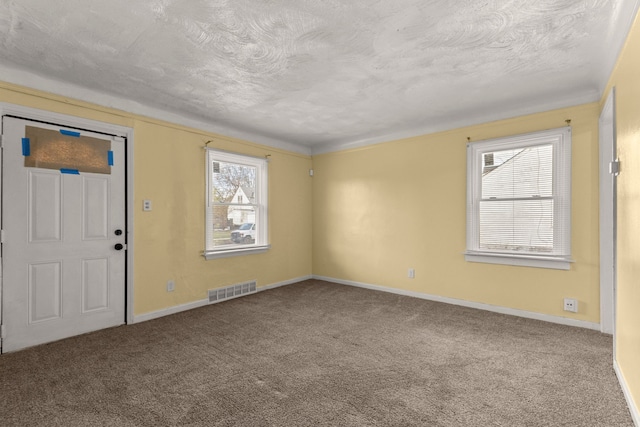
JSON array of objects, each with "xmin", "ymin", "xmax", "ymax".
[
  {"xmin": 204, "ymin": 149, "xmax": 269, "ymax": 260},
  {"xmin": 465, "ymin": 127, "xmax": 573, "ymax": 270}
]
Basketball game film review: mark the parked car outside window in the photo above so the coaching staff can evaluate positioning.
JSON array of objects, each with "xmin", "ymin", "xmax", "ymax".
[{"xmin": 230, "ymin": 223, "xmax": 255, "ymax": 244}]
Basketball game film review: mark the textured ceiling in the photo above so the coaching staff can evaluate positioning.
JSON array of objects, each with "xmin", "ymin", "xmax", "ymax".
[{"xmin": 0, "ymin": 1, "xmax": 638, "ymax": 154}]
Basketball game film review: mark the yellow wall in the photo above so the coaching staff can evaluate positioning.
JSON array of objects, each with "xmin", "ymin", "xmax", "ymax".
[
  {"xmin": 0, "ymin": 82, "xmax": 313, "ymax": 316},
  {"xmin": 313, "ymin": 103, "xmax": 600, "ymax": 322},
  {"xmin": 132, "ymin": 120, "xmax": 312, "ymax": 314},
  {"xmin": 602, "ymin": 10, "xmax": 640, "ymax": 419}
]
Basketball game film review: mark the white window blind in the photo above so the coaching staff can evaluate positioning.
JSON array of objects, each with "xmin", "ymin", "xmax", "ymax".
[{"xmin": 466, "ymin": 127, "xmax": 572, "ymax": 269}]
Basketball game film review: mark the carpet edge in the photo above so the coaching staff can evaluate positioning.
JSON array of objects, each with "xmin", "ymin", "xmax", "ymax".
[{"xmin": 312, "ymin": 275, "xmax": 601, "ymax": 331}]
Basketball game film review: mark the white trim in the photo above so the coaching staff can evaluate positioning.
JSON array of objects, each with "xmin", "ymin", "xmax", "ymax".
[
  {"xmin": 599, "ymin": 88, "xmax": 617, "ymax": 336},
  {"xmin": 464, "ymin": 252, "xmax": 572, "ymax": 270},
  {"xmin": 132, "ymin": 275, "xmax": 311, "ymax": 323},
  {"xmin": 311, "ymin": 94, "xmax": 597, "ymax": 155},
  {"xmin": 0, "ymin": 65, "xmax": 311, "ymax": 156},
  {"xmin": 132, "ymin": 298, "xmax": 210, "ymax": 324},
  {"xmin": 0, "ymin": 102, "xmax": 132, "ymax": 137},
  {"xmin": 312, "ymin": 275, "xmax": 601, "ymax": 331},
  {"xmin": 203, "ymin": 245, "xmax": 270, "ymax": 260},
  {"xmin": 259, "ymin": 275, "xmax": 313, "ymax": 292},
  {"xmin": 0, "ymin": 102, "xmax": 135, "ymax": 328},
  {"xmin": 126, "ymin": 119, "xmax": 135, "ymax": 326},
  {"xmin": 206, "ymin": 147, "xmax": 269, "ymax": 161},
  {"xmin": 614, "ymin": 361, "xmax": 640, "ymax": 427}
]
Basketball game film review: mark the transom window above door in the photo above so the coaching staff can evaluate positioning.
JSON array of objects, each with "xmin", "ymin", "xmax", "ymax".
[{"xmin": 24, "ymin": 125, "xmax": 112, "ymax": 174}]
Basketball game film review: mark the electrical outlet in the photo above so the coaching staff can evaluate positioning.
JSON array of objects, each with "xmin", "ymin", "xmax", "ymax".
[
  {"xmin": 408, "ymin": 268, "xmax": 415, "ymax": 279},
  {"xmin": 563, "ymin": 298, "xmax": 578, "ymax": 313},
  {"xmin": 143, "ymin": 200, "xmax": 152, "ymax": 211},
  {"xmin": 167, "ymin": 280, "xmax": 175, "ymax": 292}
]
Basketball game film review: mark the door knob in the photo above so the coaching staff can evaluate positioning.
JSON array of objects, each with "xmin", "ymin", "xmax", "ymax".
[
  {"xmin": 114, "ymin": 243, "xmax": 124, "ymax": 250},
  {"xmin": 114, "ymin": 229, "xmax": 123, "ymax": 236}
]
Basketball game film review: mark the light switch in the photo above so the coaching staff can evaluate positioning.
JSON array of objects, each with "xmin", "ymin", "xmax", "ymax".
[{"xmin": 143, "ymin": 200, "xmax": 152, "ymax": 211}]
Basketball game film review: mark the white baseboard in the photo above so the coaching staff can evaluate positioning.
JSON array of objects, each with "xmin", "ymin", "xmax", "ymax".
[
  {"xmin": 615, "ymin": 361, "xmax": 640, "ymax": 426},
  {"xmin": 132, "ymin": 298, "xmax": 209, "ymax": 324},
  {"xmin": 132, "ymin": 273, "xmax": 600, "ymax": 330},
  {"xmin": 131, "ymin": 275, "xmax": 312, "ymax": 324},
  {"xmin": 259, "ymin": 275, "xmax": 313, "ymax": 292},
  {"xmin": 312, "ymin": 275, "xmax": 601, "ymax": 331}
]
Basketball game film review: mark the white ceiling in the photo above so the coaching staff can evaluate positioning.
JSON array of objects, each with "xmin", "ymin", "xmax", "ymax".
[{"xmin": 1, "ymin": 1, "xmax": 638, "ymax": 154}]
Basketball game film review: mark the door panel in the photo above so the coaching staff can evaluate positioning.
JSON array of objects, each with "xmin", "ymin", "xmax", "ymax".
[
  {"xmin": 29, "ymin": 171, "xmax": 62, "ymax": 242},
  {"xmin": 83, "ymin": 177, "xmax": 110, "ymax": 240},
  {"xmin": 29, "ymin": 261, "xmax": 62, "ymax": 322},
  {"xmin": 2, "ymin": 116, "xmax": 125, "ymax": 352},
  {"xmin": 82, "ymin": 258, "xmax": 110, "ymax": 312}
]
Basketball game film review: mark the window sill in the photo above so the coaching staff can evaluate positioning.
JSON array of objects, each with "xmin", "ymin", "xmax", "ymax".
[
  {"xmin": 464, "ymin": 251, "xmax": 573, "ymax": 270},
  {"xmin": 204, "ymin": 244, "xmax": 271, "ymax": 260}
]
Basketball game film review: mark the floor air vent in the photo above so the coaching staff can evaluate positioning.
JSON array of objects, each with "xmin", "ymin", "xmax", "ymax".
[{"xmin": 208, "ymin": 280, "xmax": 257, "ymax": 303}]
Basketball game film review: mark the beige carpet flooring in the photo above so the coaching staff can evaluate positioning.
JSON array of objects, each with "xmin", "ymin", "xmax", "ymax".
[{"xmin": 0, "ymin": 279, "xmax": 633, "ymax": 426}]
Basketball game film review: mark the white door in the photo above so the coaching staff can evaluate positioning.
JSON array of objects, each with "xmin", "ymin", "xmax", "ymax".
[{"xmin": 1, "ymin": 116, "xmax": 126, "ymax": 352}]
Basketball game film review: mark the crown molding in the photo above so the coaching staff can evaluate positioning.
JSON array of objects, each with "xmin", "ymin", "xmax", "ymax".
[{"xmin": 0, "ymin": 65, "xmax": 312, "ymax": 156}]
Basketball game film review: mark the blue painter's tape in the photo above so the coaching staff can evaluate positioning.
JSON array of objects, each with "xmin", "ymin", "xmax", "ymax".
[
  {"xmin": 22, "ymin": 138, "xmax": 30, "ymax": 156},
  {"xmin": 60, "ymin": 168, "xmax": 80, "ymax": 175},
  {"xmin": 59, "ymin": 129, "xmax": 81, "ymax": 137},
  {"xmin": 108, "ymin": 150, "xmax": 114, "ymax": 166}
]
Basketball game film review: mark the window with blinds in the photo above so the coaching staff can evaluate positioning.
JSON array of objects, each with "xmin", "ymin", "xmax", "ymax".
[{"xmin": 465, "ymin": 127, "xmax": 572, "ymax": 270}]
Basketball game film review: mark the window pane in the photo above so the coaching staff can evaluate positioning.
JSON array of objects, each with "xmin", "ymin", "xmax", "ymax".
[
  {"xmin": 211, "ymin": 205, "xmax": 233, "ymax": 247},
  {"xmin": 229, "ymin": 210, "xmax": 256, "ymax": 245},
  {"xmin": 210, "ymin": 205, "xmax": 257, "ymax": 247},
  {"xmin": 227, "ymin": 205, "xmax": 256, "ymax": 231},
  {"xmin": 482, "ymin": 145, "xmax": 552, "ymax": 199},
  {"xmin": 24, "ymin": 126, "xmax": 111, "ymax": 174},
  {"xmin": 213, "ymin": 206, "xmax": 231, "ymax": 246},
  {"xmin": 212, "ymin": 161, "xmax": 256, "ymax": 204},
  {"xmin": 479, "ymin": 199, "xmax": 554, "ymax": 253}
]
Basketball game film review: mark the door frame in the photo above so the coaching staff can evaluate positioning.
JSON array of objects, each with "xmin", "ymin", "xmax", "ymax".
[
  {"xmin": 0, "ymin": 103, "xmax": 135, "ymax": 348},
  {"xmin": 598, "ymin": 88, "xmax": 617, "ymax": 341}
]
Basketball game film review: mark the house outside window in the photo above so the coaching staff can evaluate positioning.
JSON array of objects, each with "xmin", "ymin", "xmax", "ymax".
[
  {"xmin": 465, "ymin": 127, "xmax": 572, "ymax": 270},
  {"xmin": 205, "ymin": 149, "xmax": 269, "ymax": 259}
]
